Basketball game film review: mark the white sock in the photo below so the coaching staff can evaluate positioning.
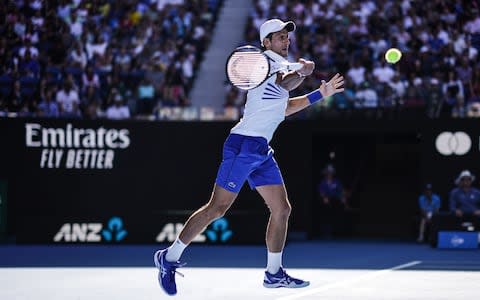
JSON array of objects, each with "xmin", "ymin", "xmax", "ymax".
[
  {"xmin": 266, "ymin": 251, "xmax": 283, "ymax": 274},
  {"xmin": 165, "ymin": 237, "xmax": 187, "ymax": 262}
]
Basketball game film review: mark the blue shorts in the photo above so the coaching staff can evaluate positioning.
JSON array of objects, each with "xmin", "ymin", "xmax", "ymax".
[{"xmin": 215, "ymin": 133, "xmax": 284, "ymax": 193}]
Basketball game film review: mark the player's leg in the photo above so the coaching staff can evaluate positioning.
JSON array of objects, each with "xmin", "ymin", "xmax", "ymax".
[
  {"xmin": 257, "ymin": 184, "xmax": 291, "ymax": 258},
  {"xmin": 257, "ymin": 183, "xmax": 309, "ymax": 288},
  {"xmin": 154, "ymin": 184, "xmax": 237, "ymax": 295},
  {"xmin": 249, "ymin": 152, "xmax": 309, "ymax": 289},
  {"xmin": 417, "ymin": 217, "xmax": 426, "ymax": 242},
  {"xmin": 178, "ymin": 184, "xmax": 237, "ymax": 245}
]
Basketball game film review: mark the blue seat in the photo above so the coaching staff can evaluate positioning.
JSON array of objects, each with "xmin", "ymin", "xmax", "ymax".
[
  {"xmin": 45, "ymin": 66, "xmax": 62, "ymax": 81},
  {"xmin": 0, "ymin": 74, "xmax": 13, "ymax": 97},
  {"xmin": 19, "ymin": 76, "xmax": 39, "ymax": 98}
]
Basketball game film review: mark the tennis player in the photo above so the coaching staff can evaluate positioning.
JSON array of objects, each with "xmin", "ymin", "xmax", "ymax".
[{"xmin": 154, "ymin": 18, "xmax": 345, "ymax": 295}]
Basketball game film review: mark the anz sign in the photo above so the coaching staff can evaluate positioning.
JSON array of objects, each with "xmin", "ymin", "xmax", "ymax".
[
  {"xmin": 53, "ymin": 216, "xmax": 128, "ymax": 243},
  {"xmin": 156, "ymin": 217, "xmax": 233, "ymax": 243}
]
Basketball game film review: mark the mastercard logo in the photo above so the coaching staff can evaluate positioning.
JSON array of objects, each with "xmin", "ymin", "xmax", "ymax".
[{"xmin": 435, "ymin": 132, "xmax": 471, "ymax": 156}]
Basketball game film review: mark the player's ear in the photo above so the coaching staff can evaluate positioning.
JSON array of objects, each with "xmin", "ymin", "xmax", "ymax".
[{"xmin": 263, "ymin": 38, "xmax": 271, "ymax": 49}]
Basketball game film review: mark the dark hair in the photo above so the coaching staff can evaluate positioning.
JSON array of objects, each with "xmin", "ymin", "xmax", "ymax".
[{"xmin": 261, "ymin": 33, "xmax": 274, "ymax": 51}]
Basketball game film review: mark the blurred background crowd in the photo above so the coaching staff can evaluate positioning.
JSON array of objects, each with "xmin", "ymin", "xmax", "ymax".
[
  {"xmin": 0, "ymin": 0, "xmax": 222, "ymax": 119},
  {"xmin": 0, "ymin": 0, "xmax": 479, "ymax": 120},
  {"xmin": 225, "ymin": 0, "xmax": 480, "ymax": 120}
]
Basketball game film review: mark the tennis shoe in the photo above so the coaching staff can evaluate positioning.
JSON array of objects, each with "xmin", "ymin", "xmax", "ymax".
[
  {"xmin": 154, "ymin": 249, "xmax": 185, "ymax": 296},
  {"xmin": 263, "ymin": 267, "xmax": 310, "ymax": 288}
]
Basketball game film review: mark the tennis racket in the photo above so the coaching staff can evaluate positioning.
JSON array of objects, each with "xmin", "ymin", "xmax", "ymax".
[{"xmin": 225, "ymin": 45, "xmax": 303, "ymax": 90}]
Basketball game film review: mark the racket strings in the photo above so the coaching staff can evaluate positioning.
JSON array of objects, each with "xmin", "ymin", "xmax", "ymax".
[{"xmin": 227, "ymin": 51, "xmax": 269, "ymax": 90}]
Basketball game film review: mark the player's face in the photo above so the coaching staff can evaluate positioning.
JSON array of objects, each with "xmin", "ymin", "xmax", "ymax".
[{"xmin": 266, "ymin": 29, "xmax": 290, "ymax": 57}]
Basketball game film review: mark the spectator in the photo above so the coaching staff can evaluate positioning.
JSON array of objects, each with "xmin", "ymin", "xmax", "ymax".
[
  {"xmin": 449, "ymin": 170, "xmax": 480, "ymax": 218},
  {"xmin": 137, "ymin": 78, "xmax": 156, "ymax": 115},
  {"xmin": 7, "ymin": 80, "xmax": 24, "ymax": 113},
  {"xmin": 18, "ymin": 37, "xmax": 39, "ymax": 58},
  {"xmin": 317, "ymin": 164, "xmax": 350, "ymax": 238},
  {"xmin": 417, "ymin": 183, "xmax": 441, "ymax": 243},
  {"xmin": 69, "ymin": 43, "xmax": 88, "ymax": 69},
  {"xmin": 163, "ymin": 65, "xmax": 188, "ymax": 106},
  {"xmin": 18, "ymin": 50, "xmax": 40, "ymax": 78},
  {"xmin": 114, "ymin": 46, "xmax": 132, "ymax": 72},
  {"xmin": 372, "ymin": 61, "xmax": 395, "ymax": 84},
  {"xmin": 37, "ymin": 87, "xmax": 59, "ymax": 118},
  {"xmin": 455, "ymin": 57, "xmax": 473, "ymax": 99},
  {"xmin": 442, "ymin": 71, "xmax": 464, "ymax": 109},
  {"xmin": 56, "ymin": 80, "xmax": 80, "ymax": 118},
  {"xmin": 346, "ymin": 60, "xmax": 366, "ymax": 88},
  {"xmin": 424, "ymin": 78, "xmax": 443, "ymax": 118},
  {"xmin": 82, "ymin": 66, "xmax": 100, "ymax": 93},
  {"xmin": 106, "ymin": 94, "xmax": 131, "ymax": 120},
  {"xmin": 468, "ymin": 68, "xmax": 480, "ymax": 104},
  {"xmin": 451, "ymin": 96, "xmax": 467, "ymax": 118},
  {"xmin": 354, "ymin": 81, "xmax": 378, "ymax": 109}
]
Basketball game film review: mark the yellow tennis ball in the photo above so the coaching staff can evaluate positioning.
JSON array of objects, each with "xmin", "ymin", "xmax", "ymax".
[{"xmin": 385, "ymin": 48, "xmax": 402, "ymax": 64}]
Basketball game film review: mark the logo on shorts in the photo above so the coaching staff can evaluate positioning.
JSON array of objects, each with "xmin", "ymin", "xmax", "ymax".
[
  {"xmin": 228, "ymin": 182, "xmax": 236, "ymax": 188},
  {"xmin": 435, "ymin": 132, "xmax": 471, "ymax": 156}
]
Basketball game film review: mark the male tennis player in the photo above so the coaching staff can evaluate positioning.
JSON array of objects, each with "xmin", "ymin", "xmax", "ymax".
[{"xmin": 154, "ymin": 18, "xmax": 345, "ymax": 295}]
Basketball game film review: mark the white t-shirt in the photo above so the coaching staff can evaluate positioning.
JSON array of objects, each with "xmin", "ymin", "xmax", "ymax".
[
  {"xmin": 373, "ymin": 65, "xmax": 395, "ymax": 83},
  {"xmin": 56, "ymin": 89, "xmax": 79, "ymax": 113},
  {"xmin": 347, "ymin": 66, "xmax": 366, "ymax": 86},
  {"xmin": 230, "ymin": 50, "xmax": 290, "ymax": 142},
  {"xmin": 106, "ymin": 105, "xmax": 131, "ymax": 120}
]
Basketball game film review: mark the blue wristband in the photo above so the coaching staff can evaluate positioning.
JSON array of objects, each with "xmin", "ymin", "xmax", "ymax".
[{"xmin": 307, "ymin": 90, "xmax": 323, "ymax": 104}]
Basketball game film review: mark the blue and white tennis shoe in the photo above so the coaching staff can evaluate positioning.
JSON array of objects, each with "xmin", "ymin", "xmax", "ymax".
[
  {"xmin": 154, "ymin": 249, "xmax": 185, "ymax": 295},
  {"xmin": 263, "ymin": 267, "xmax": 310, "ymax": 288}
]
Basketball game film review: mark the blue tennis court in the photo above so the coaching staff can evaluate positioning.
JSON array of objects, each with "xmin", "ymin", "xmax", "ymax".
[{"xmin": 1, "ymin": 241, "xmax": 479, "ymax": 299}]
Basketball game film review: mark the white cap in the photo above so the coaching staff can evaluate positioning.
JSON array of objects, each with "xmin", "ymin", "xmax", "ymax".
[
  {"xmin": 259, "ymin": 19, "xmax": 296, "ymax": 47},
  {"xmin": 455, "ymin": 170, "xmax": 475, "ymax": 185}
]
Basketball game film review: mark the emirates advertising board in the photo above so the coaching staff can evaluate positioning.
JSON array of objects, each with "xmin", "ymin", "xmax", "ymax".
[{"xmin": 0, "ymin": 118, "xmax": 267, "ymax": 244}]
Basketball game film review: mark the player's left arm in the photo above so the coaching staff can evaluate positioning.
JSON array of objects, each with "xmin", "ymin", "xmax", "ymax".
[
  {"xmin": 285, "ymin": 73, "xmax": 345, "ymax": 116},
  {"xmin": 277, "ymin": 58, "xmax": 315, "ymax": 91}
]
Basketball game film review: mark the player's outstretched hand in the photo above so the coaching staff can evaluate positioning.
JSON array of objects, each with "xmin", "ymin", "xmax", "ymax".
[{"xmin": 319, "ymin": 73, "xmax": 344, "ymax": 97}]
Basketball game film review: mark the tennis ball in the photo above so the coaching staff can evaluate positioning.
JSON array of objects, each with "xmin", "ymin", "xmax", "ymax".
[{"xmin": 385, "ymin": 48, "xmax": 402, "ymax": 64}]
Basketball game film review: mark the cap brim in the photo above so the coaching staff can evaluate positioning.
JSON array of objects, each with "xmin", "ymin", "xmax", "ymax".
[{"xmin": 284, "ymin": 21, "xmax": 296, "ymax": 32}]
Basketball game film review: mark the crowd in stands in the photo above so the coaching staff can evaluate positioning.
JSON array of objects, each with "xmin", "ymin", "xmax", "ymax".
[
  {"xmin": 225, "ymin": 0, "xmax": 480, "ymax": 120},
  {"xmin": 0, "ymin": 0, "xmax": 223, "ymax": 119},
  {"xmin": 2, "ymin": 0, "xmax": 480, "ymax": 121}
]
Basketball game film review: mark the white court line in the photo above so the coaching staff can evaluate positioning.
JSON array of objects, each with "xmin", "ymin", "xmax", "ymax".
[{"xmin": 276, "ymin": 260, "xmax": 422, "ymax": 300}]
